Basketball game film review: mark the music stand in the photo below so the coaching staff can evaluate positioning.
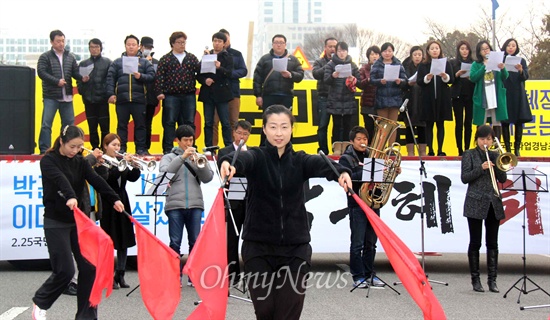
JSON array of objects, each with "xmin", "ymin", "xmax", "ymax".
[
  {"xmin": 127, "ymin": 172, "xmax": 172, "ymax": 297},
  {"xmin": 502, "ymin": 168, "xmax": 549, "ymax": 307},
  {"xmin": 349, "ymin": 157, "xmax": 400, "ymax": 297}
]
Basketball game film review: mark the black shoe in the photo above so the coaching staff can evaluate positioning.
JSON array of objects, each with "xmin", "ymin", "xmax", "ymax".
[
  {"xmin": 136, "ymin": 150, "xmax": 150, "ymax": 156},
  {"xmin": 63, "ymin": 282, "xmax": 77, "ymax": 296},
  {"xmin": 437, "ymin": 152, "xmax": 447, "ymax": 156},
  {"xmin": 428, "ymin": 151, "xmax": 435, "ymax": 156},
  {"xmin": 458, "ymin": 149, "xmax": 463, "ymax": 156}
]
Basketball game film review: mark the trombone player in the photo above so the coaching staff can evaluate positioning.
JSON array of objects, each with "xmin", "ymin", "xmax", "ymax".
[{"xmin": 461, "ymin": 125, "xmax": 507, "ymax": 293}]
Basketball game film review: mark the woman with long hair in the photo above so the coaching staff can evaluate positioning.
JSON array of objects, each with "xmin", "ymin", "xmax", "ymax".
[
  {"xmin": 359, "ymin": 45, "xmax": 381, "ymax": 141},
  {"xmin": 401, "ymin": 45, "xmax": 426, "ymax": 156}
]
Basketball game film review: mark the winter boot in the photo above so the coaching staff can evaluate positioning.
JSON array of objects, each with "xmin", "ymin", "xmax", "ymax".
[
  {"xmin": 487, "ymin": 249, "xmax": 499, "ymax": 293},
  {"xmin": 115, "ymin": 270, "xmax": 130, "ymax": 288},
  {"xmin": 468, "ymin": 250, "xmax": 484, "ymax": 292}
]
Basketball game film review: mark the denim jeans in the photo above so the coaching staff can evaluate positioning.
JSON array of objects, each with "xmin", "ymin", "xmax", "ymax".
[
  {"xmin": 203, "ymin": 97, "xmax": 232, "ymax": 147},
  {"xmin": 349, "ymin": 206, "xmax": 379, "ymax": 281},
  {"xmin": 162, "ymin": 94, "xmax": 196, "ymax": 153},
  {"xmin": 165, "ymin": 208, "xmax": 202, "ymax": 255},
  {"xmin": 316, "ymin": 96, "xmax": 330, "ymax": 154},
  {"xmin": 116, "ymin": 102, "xmax": 146, "ymax": 153},
  {"xmin": 39, "ymin": 99, "xmax": 75, "ymax": 153}
]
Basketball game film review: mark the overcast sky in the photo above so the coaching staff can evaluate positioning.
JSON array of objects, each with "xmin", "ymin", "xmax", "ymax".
[{"xmin": 0, "ymin": 0, "xmax": 546, "ymax": 60}]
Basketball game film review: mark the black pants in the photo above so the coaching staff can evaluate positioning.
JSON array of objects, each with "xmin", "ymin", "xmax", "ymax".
[
  {"xmin": 331, "ymin": 114, "xmax": 353, "ymax": 144},
  {"xmin": 426, "ymin": 120, "xmax": 445, "ymax": 154},
  {"xmin": 84, "ymin": 102, "xmax": 110, "ymax": 149},
  {"xmin": 116, "ymin": 102, "xmax": 146, "ymax": 153},
  {"xmin": 467, "ymin": 204, "xmax": 500, "ymax": 252},
  {"xmin": 144, "ymin": 103, "xmax": 157, "ymax": 150},
  {"xmin": 245, "ymin": 256, "xmax": 309, "ymax": 320},
  {"xmin": 452, "ymin": 97, "xmax": 473, "ymax": 152},
  {"xmin": 227, "ymin": 200, "xmax": 245, "ymax": 284},
  {"xmin": 32, "ymin": 227, "xmax": 97, "ymax": 320}
]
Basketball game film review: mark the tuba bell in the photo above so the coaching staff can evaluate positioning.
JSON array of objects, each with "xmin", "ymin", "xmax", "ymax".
[
  {"xmin": 359, "ymin": 115, "xmax": 402, "ymax": 209},
  {"xmin": 492, "ymin": 137, "xmax": 518, "ymax": 172}
]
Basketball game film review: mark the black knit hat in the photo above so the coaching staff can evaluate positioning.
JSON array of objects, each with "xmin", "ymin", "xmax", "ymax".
[{"xmin": 141, "ymin": 36, "xmax": 154, "ymax": 48}]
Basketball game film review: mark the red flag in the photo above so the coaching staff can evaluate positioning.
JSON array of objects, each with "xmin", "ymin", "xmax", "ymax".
[
  {"xmin": 183, "ymin": 188, "xmax": 228, "ymax": 320},
  {"xmin": 73, "ymin": 207, "xmax": 114, "ymax": 306},
  {"xmin": 128, "ymin": 215, "xmax": 181, "ymax": 320},
  {"xmin": 352, "ymin": 194, "xmax": 447, "ymax": 320}
]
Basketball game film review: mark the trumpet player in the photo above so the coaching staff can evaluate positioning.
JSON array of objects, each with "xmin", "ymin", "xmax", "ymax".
[
  {"xmin": 159, "ymin": 125, "xmax": 214, "ymax": 287},
  {"xmin": 96, "ymin": 133, "xmax": 141, "ymax": 289},
  {"xmin": 461, "ymin": 125, "xmax": 507, "ymax": 293},
  {"xmin": 339, "ymin": 126, "xmax": 401, "ymax": 289}
]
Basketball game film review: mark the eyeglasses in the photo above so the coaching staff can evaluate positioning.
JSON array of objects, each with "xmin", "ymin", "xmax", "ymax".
[
  {"xmin": 174, "ymin": 41, "xmax": 186, "ymax": 45},
  {"xmin": 235, "ymin": 131, "xmax": 250, "ymax": 136},
  {"xmin": 273, "ymin": 41, "xmax": 286, "ymax": 45}
]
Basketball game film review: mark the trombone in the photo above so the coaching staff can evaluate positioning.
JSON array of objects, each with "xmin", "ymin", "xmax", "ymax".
[
  {"xmin": 116, "ymin": 151, "xmax": 157, "ymax": 171},
  {"xmin": 492, "ymin": 137, "xmax": 518, "ymax": 172},
  {"xmin": 81, "ymin": 147, "xmax": 128, "ymax": 171},
  {"xmin": 483, "ymin": 144, "xmax": 501, "ymax": 199}
]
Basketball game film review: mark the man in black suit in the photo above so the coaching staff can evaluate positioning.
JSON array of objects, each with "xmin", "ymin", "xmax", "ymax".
[{"xmin": 217, "ymin": 120, "xmax": 252, "ymax": 286}]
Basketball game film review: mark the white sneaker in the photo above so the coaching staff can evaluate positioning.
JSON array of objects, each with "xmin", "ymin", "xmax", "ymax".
[
  {"xmin": 369, "ymin": 276, "xmax": 386, "ymax": 288},
  {"xmin": 353, "ymin": 278, "xmax": 369, "ymax": 289},
  {"xmin": 187, "ymin": 278, "xmax": 194, "ymax": 288},
  {"xmin": 32, "ymin": 303, "xmax": 47, "ymax": 320}
]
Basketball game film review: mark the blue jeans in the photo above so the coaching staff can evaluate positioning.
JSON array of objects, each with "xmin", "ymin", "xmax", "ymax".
[
  {"xmin": 116, "ymin": 102, "xmax": 146, "ymax": 153},
  {"xmin": 39, "ymin": 99, "xmax": 74, "ymax": 153},
  {"xmin": 317, "ymin": 96, "xmax": 330, "ymax": 154},
  {"xmin": 162, "ymin": 94, "xmax": 196, "ymax": 153},
  {"xmin": 165, "ymin": 208, "xmax": 202, "ymax": 255},
  {"xmin": 349, "ymin": 206, "xmax": 379, "ymax": 281},
  {"xmin": 203, "ymin": 97, "xmax": 232, "ymax": 147}
]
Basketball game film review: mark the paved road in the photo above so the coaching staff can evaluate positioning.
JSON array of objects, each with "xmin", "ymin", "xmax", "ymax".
[{"xmin": 1, "ymin": 253, "xmax": 549, "ymax": 319}]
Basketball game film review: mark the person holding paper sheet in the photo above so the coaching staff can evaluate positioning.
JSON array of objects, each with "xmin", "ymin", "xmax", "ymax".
[
  {"xmin": 155, "ymin": 31, "xmax": 201, "ymax": 154},
  {"xmin": 159, "ymin": 125, "xmax": 214, "ymax": 288},
  {"xmin": 469, "ymin": 40, "xmax": 508, "ymax": 141},
  {"xmin": 370, "ymin": 42, "xmax": 408, "ymax": 147},
  {"xmin": 312, "ymin": 37, "xmax": 338, "ymax": 154},
  {"xmin": 139, "ymin": 36, "xmax": 159, "ymax": 155},
  {"xmin": 461, "ymin": 124, "xmax": 506, "ymax": 293},
  {"xmin": 450, "ymin": 40, "xmax": 475, "ymax": 156},
  {"xmin": 217, "ymin": 120, "xmax": 252, "ymax": 287},
  {"xmin": 37, "ymin": 30, "xmax": 87, "ymax": 154},
  {"xmin": 417, "ymin": 40, "xmax": 454, "ymax": 156},
  {"xmin": 106, "ymin": 35, "xmax": 155, "ymax": 155},
  {"xmin": 77, "ymin": 38, "xmax": 112, "ymax": 150},
  {"xmin": 500, "ymin": 38, "xmax": 532, "ymax": 156},
  {"xmin": 323, "ymin": 41, "xmax": 361, "ymax": 148},
  {"xmin": 401, "ymin": 46, "xmax": 426, "ymax": 156},
  {"xmin": 198, "ymin": 31, "xmax": 234, "ymax": 148},
  {"xmin": 359, "ymin": 45, "xmax": 381, "ymax": 143},
  {"xmin": 219, "ymin": 105, "xmax": 351, "ymax": 320}
]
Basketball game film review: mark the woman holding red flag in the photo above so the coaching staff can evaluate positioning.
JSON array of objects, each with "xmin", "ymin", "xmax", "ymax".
[
  {"xmin": 32, "ymin": 125, "xmax": 124, "ymax": 320},
  {"xmin": 220, "ymin": 105, "xmax": 351, "ymax": 320}
]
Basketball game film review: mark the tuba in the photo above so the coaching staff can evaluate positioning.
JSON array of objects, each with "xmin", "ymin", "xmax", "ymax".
[
  {"xmin": 359, "ymin": 115, "xmax": 402, "ymax": 209},
  {"xmin": 491, "ymin": 137, "xmax": 518, "ymax": 172}
]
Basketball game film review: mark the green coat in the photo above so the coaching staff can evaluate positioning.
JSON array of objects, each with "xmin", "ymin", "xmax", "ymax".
[{"xmin": 469, "ymin": 61, "xmax": 509, "ymax": 125}]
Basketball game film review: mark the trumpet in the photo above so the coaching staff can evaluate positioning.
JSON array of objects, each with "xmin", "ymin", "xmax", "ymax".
[
  {"xmin": 116, "ymin": 151, "xmax": 157, "ymax": 171},
  {"xmin": 492, "ymin": 137, "xmax": 518, "ymax": 172},
  {"xmin": 483, "ymin": 144, "xmax": 501, "ymax": 199},
  {"xmin": 189, "ymin": 151, "xmax": 208, "ymax": 169},
  {"xmin": 81, "ymin": 147, "xmax": 127, "ymax": 171}
]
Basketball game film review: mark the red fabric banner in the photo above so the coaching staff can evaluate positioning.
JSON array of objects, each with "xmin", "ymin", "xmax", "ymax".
[
  {"xmin": 73, "ymin": 207, "xmax": 114, "ymax": 307},
  {"xmin": 129, "ymin": 215, "xmax": 181, "ymax": 320},
  {"xmin": 352, "ymin": 193, "xmax": 447, "ymax": 320},
  {"xmin": 183, "ymin": 188, "xmax": 228, "ymax": 320}
]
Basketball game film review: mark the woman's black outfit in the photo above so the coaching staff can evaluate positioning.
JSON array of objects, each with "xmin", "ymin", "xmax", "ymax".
[{"xmin": 450, "ymin": 57, "xmax": 475, "ymax": 155}]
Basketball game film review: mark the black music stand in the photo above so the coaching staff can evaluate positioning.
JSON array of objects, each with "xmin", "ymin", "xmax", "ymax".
[
  {"xmin": 502, "ymin": 168, "xmax": 549, "ymax": 307},
  {"xmin": 349, "ymin": 157, "xmax": 400, "ymax": 297},
  {"xmin": 127, "ymin": 172, "xmax": 172, "ymax": 297}
]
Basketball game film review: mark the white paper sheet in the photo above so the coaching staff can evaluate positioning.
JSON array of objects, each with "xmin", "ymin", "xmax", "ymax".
[
  {"xmin": 504, "ymin": 55, "xmax": 522, "ymax": 72},
  {"xmin": 122, "ymin": 56, "xmax": 139, "ymax": 74},
  {"xmin": 460, "ymin": 63, "xmax": 472, "ymax": 78},
  {"xmin": 361, "ymin": 158, "xmax": 385, "ymax": 182},
  {"xmin": 273, "ymin": 58, "xmax": 288, "ymax": 72},
  {"xmin": 335, "ymin": 64, "xmax": 352, "ymax": 78},
  {"xmin": 79, "ymin": 64, "xmax": 94, "ymax": 77},
  {"xmin": 486, "ymin": 51, "xmax": 505, "ymax": 71},
  {"xmin": 383, "ymin": 64, "xmax": 400, "ymax": 81},
  {"xmin": 200, "ymin": 54, "xmax": 217, "ymax": 74},
  {"xmin": 408, "ymin": 72, "xmax": 417, "ymax": 82},
  {"xmin": 429, "ymin": 57, "xmax": 447, "ymax": 75},
  {"xmin": 227, "ymin": 177, "xmax": 247, "ymax": 200}
]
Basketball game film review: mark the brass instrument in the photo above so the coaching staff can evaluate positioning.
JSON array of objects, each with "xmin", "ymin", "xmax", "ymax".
[
  {"xmin": 484, "ymin": 144, "xmax": 501, "ymax": 198},
  {"xmin": 491, "ymin": 137, "xmax": 518, "ymax": 172},
  {"xmin": 189, "ymin": 151, "xmax": 208, "ymax": 169},
  {"xmin": 81, "ymin": 147, "xmax": 127, "ymax": 171},
  {"xmin": 116, "ymin": 151, "xmax": 157, "ymax": 171},
  {"xmin": 359, "ymin": 115, "xmax": 402, "ymax": 209}
]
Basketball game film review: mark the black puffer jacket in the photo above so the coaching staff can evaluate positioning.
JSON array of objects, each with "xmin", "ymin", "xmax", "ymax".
[
  {"xmin": 37, "ymin": 49, "xmax": 81, "ymax": 99},
  {"xmin": 323, "ymin": 55, "xmax": 360, "ymax": 115},
  {"xmin": 253, "ymin": 49, "xmax": 304, "ymax": 97},
  {"xmin": 197, "ymin": 49, "xmax": 234, "ymax": 103},
  {"xmin": 312, "ymin": 54, "xmax": 332, "ymax": 97},
  {"xmin": 106, "ymin": 54, "xmax": 155, "ymax": 104},
  {"xmin": 77, "ymin": 55, "xmax": 112, "ymax": 104}
]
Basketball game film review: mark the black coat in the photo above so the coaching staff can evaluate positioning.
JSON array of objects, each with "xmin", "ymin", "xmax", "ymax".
[
  {"xmin": 323, "ymin": 55, "xmax": 360, "ymax": 115},
  {"xmin": 106, "ymin": 55, "xmax": 155, "ymax": 105},
  {"xmin": 197, "ymin": 50, "xmax": 234, "ymax": 103},
  {"xmin": 253, "ymin": 49, "xmax": 305, "ymax": 97},
  {"xmin": 502, "ymin": 56, "xmax": 532, "ymax": 124},
  {"xmin": 97, "ymin": 165, "xmax": 141, "ymax": 250},
  {"xmin": 77, "ymin": 55, "xmax": 112, "ymax": 105},
  {"xmin": 449, "ymin": 57, "xmax": 475, "ymax": 99},
  {"xmin": 37, "ymin": 49, "xmax": 82, "ymax": 99},
  {"xmin": 417, "ymin": 60, "xmax": 454, "ymax": 122},
  {"xmin": 401, "ymin": 57, "xmax": 425, "ymax": 126}
]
